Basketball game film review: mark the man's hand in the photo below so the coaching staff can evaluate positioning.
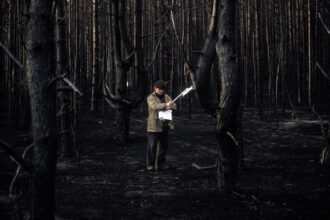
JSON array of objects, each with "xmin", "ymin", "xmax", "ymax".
[{"xmin": 165, "ymin": 101, "xmax": 173, "ymax": 109}]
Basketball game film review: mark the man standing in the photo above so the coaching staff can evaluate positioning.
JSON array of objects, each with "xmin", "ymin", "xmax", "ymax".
[{"xmin": 146, "ymin": 80, "xmax": 176, "ymax": 171}]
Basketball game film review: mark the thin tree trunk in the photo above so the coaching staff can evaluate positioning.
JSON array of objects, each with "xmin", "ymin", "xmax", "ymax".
[
  {"xmin": 281, "ymin": 1, "xmax": 286, "ymax": 115},
  {"xmin": 296, "ymin": 0, "xmax": 301, "ymax": 104},
  {"xmin": 134, "ymin": 0, "xmax": 146, "ymax": 99},
  {"xmin": 265, "ymin": 0, "xmax": 273, "ymax": 118},
  {"xmin": 56, "ymin": 0, "xmax": 72, "ymax": 157},
  {"xmin": 252, "ymin": 0, "xmax": 262, "ymax": 118},
  {"xmin": 244, "ymin": 0, "xmax": 250, "ymax": 105},
  {"xmin": 308, "ymin": 0, "xmax": 312, "ymax": 106},
  {"xmin": 112, "ymin": 0, "xmax": 129, "ymax": 144},
  {"xmin": 8, "ymin": 0, "xmax": 14, "ymax": 132},
  {"xmin": 91, "ymin": 0, "xmax": 98, "ymax": 112},
  {"xmin": 153, "ymin": 0, "xmax": 158, "ymax": 82},
  {"xmin": 72, "ymin": 0, "xmax": 80, "ymax": 160}
]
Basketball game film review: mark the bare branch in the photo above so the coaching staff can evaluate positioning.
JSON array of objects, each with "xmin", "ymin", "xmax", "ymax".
[
  {"xmin": 0, "ymin": 41, "xmax": 24, "ymax": 70},
  {"xmin": 318, "ymin": 12, "xmax": 330, "ymax": 34},
  {"xmin": 325, "ymin": 8, "xmax": 329, "ymax": 15},
  {"xmin": 104, "ymin": 96, "xmax": 117, "ymax": 109},
  {"xmin": 56, "ymin": 85, "xmax": 73, "ymax": 92},
  {"xmin": 102, "ymin": 83, "xmax": 134, "ymax": 107},
  {"xmin": 146, "ymin": 3, "xmax": 207, "ymax": 71},
  {"xmin": 52, "ymin": 0, "xmax": 57, "ymax": 17},
  {"xmin": 123, "ymin": 51, "xmax": 135, "ymax": 63},
  {"xmin": 145, "ymin": 25, "xmax": 170, "ymax": 70},
  {"xmin": 226, "ymin": 132, "xmax": 239, "ymax": 146},
  {"xmin": 316, "ymin": 62, "xmax": 330, "ymax": 80},
  {"xmin": 56, "ymin": 104, "xmax": 66, "ymax": 117},
  {"xmin": 310, "ymin": 105, "xmax": 327, "ymax": 139},
  {"xmin": 63, "ymin": 77, "xmax": 83, "ymax": 96},
  {"xmin": 55, "ymin": 16, "xmax": 65, "ymax": 24},
  {"xmin": 103, "ymin": 83, "xmax": 116, "ymax": 100},
  {"xmin": 0, "ymin": 139, "xmax": 33, "ymax": 175},
  {"xmin": 9, "ymin": 143, "xmax": 33, "ymax": 198},
  {"xmin": 47, "ymin": 72, "xmax": 68, "ymax": 89},
  {"xmin": 169, "ymin": 0, "xmax": 197, "ymax": 88}
]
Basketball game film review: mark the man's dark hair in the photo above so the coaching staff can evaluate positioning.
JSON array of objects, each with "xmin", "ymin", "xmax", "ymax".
[{"xmin": 154, "ymin": 80, "xmax": 166, "ymax": 90}]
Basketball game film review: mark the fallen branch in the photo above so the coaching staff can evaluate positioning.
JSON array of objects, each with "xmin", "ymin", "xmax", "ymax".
[
  {"xmin": 192, "ymin": 162, "xmax": 216, "ymax": 170},
  {"xmin": 232, "ymin": 190, "xmax": 274, "ymax": 207}
]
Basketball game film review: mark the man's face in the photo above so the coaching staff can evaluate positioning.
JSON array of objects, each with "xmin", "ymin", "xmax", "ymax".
[{"xmin": 155, "ymin": 87, "xmax": 164, "ymax": 95}]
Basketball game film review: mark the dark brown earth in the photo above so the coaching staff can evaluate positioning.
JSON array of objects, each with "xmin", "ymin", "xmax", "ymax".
[{"xmin": 1, "ymin": 108, "xmax": 330, "ymax": 219}]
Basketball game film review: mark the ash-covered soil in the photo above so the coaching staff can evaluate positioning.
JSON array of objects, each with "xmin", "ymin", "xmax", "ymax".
[{"xmin": 1, "ymin": 108, "xmax": 330, "ymax": 219}]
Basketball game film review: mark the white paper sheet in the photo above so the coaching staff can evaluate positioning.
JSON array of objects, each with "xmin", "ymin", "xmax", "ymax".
[{"xmin": 158, "ymin": 110, "xmax": 172, "ymax": 121}]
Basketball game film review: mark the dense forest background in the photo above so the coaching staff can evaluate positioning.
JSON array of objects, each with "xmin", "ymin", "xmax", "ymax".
[
  {"xmin": 1, "ymin": 0, "xmax": 329, "ymax": 129},
  {"xmin": 0, "ymin": 0, "xmax": 330, "ymax": 219}
]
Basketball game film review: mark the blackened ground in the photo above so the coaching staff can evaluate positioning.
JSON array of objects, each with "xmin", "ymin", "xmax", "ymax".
[{"xmin": 1, "ymin": 108, "xmax": 330, "ymax": 219}]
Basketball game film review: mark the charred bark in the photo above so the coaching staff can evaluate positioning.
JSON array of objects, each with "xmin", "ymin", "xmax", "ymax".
[
  {"xmin": 26, "ymin": 0, "xmax": 58, "ymax": 219},
  {"xmin": 56, "ymin": 0, "xmax": 72, "ymax": 157},
  {"xmin": 91, "ymin": 0, "xmax": 99, "ymax": 112},
  {"xmin": 106, "ymin": 0, "xmax": 147, "ymax": 145},
  {"xmin": 320, "ymin": 127, "xmax": 330, "ymax": 166},
  {"xmin": 215, "ymin": 0, "xmax": 240, "ymax": 191},
  {"xmin": 112, "ymin": 0, "xmax": 129, "ymax": 145},
  {"xmin": 196, "ymin": 0, "xmax": 218, "ymax": 115}
]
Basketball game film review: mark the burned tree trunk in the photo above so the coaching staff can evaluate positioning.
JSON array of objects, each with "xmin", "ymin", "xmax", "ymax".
[
  {"xmin": 26, "ymin": 0, "xmax": 58, "ymax": 219},
  {"xmin": 215, "ymin": 0, "xmax": 240, "ymax": 191},
  {"xmin": 320, "ymin": 126, "xmax": 330, "ymax": 166},
  {"xmin": 111, "ymin": 0, "xmax": 129, "ymax": 144},
  {"xmin": 133, "ymin": 0, "xmax": 147, "ymax": 101},
  {"xmin": 195, "ymin": 0, "xmax": 240, "ymax": 191},
  {"xmin": 105, "ymin": 0, "xmax": 147, "ymax": 145},
  {"xmin": 196, "ymin": 0, "xmax": 218, "ymax": 114},
  {"xmin": 56, "ymin": 0, "xmax": 72, "ymax": 157},
  {"xmin": 91, "ymin": 0, "xmax": 99, "ymax": 112}
]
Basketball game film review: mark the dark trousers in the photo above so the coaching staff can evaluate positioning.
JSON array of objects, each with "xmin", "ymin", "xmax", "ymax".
[{"xmin": 146, "ymin": 130, "xmax": 168, "ymax": 167}]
